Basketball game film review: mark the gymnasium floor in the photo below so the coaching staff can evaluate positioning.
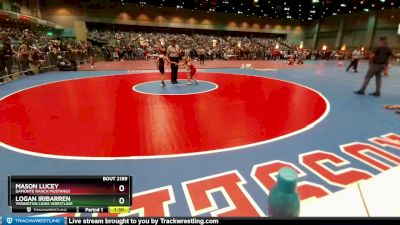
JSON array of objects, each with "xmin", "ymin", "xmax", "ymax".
[{"xmin": 0, "ymin": 60, "xmax": 399, "ymax": 217}]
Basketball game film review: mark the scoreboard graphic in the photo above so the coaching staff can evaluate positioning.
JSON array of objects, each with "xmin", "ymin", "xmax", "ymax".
[{"xmin": 8, "ymin": 176, "xmax": 131, "ymax": 213}]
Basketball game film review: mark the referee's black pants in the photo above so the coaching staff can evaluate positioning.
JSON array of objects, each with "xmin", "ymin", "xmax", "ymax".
[{"xmin": 170, "ymin": 57, "xmax": 179, "ymax": 83}]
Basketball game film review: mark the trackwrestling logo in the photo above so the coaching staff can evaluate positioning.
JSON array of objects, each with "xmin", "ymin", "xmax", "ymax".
[{"xmin": 3, "ymin": 218, "xmax": 64, "ymax": 225}]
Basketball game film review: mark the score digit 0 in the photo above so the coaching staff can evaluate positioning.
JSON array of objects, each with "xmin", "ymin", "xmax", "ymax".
[
  {"xmin": 118, "ymin": 185, "xmax": 125, "ymax": 192},
  {"xmin": 119, "ymin": 197, "xmax": 125, "ymax": 205}
]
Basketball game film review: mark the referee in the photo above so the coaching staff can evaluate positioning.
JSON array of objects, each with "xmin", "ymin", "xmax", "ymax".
[
  {"xmin": 167, "ymin": 39, "xmax": 181, "ymax": 84},
  {"xmin": 354, "ymin": 37, "xmax": 392, "ymax": 97}
]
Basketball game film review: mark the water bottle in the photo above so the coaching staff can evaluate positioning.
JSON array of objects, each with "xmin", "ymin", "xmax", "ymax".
[{"xmin": 268, "ymin": 167, "xmax": 300, "ymax": 217}]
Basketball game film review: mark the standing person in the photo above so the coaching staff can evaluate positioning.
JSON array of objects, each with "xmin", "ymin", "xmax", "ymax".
[
  {"xmin": 156, "ymin": 47, "xmax": 170, "ymax": 87},
  {"xmin": 0, "ymin": 33, "xmax": 5, "ymax": 83},
  {"xmin": 354, "ymin": 37, "xmax": 392, "ymax": 97},
  {"xmin": 167, "ymin": 39, "xmax": 180, "ymax": 84},
  {"xmin": 199, "ymin": 46, "xmax": 206, "ymax": 65},
  {"xmin": 18, "ymin": 42, "xmax": 29, "ymax": 73},
  {"xmin": 87, "ymin": 41, "xmax": 95, "ymax": 69},
  {"xmin": 297, "ymin": 50, "xmax": 305, "ymax": 64},
  {"xmin": 3, "ymin": 38, "xmax": 13, "ymax": 77},
  {"xmin": 346, "ymin": 48, "xmax": 361, "ymax": 72}
]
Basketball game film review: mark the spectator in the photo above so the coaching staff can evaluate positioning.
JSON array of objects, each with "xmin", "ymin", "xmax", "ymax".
[{"xmin": 346, "ymin": 48, "xmax": 361, "ymax": 73}]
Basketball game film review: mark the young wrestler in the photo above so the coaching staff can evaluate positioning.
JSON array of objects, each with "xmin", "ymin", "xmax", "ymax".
[
  {"xmin": 155, "ymin": 48, "xmax": 170, "ymax": 87},
  {"xmin": 178, "ymin": 57, "xmax": 198, "ymax": 85}
]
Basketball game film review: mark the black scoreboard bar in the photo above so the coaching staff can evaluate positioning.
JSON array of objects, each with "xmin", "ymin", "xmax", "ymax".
[{"xmin": 8, "ymin": 176, "xmax": 132, "ymax": 213}]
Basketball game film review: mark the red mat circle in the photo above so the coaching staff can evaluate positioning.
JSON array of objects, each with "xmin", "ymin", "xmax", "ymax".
[{"xmin": 0, "ymin": 73, "xmax": 329, "ymax": 159}]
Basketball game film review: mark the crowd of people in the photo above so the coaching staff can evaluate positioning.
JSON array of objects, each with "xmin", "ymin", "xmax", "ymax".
[
  {"xmin": 91, "ymin": 29, "xmax": 400, "ymax": 63},
  {"xmin": 87, "ymin": 29, "xmax": 356, "ymax": 63},
  {"xmin": 0, "ymin": 25, "xmax": 97, "ymax": 83}
]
